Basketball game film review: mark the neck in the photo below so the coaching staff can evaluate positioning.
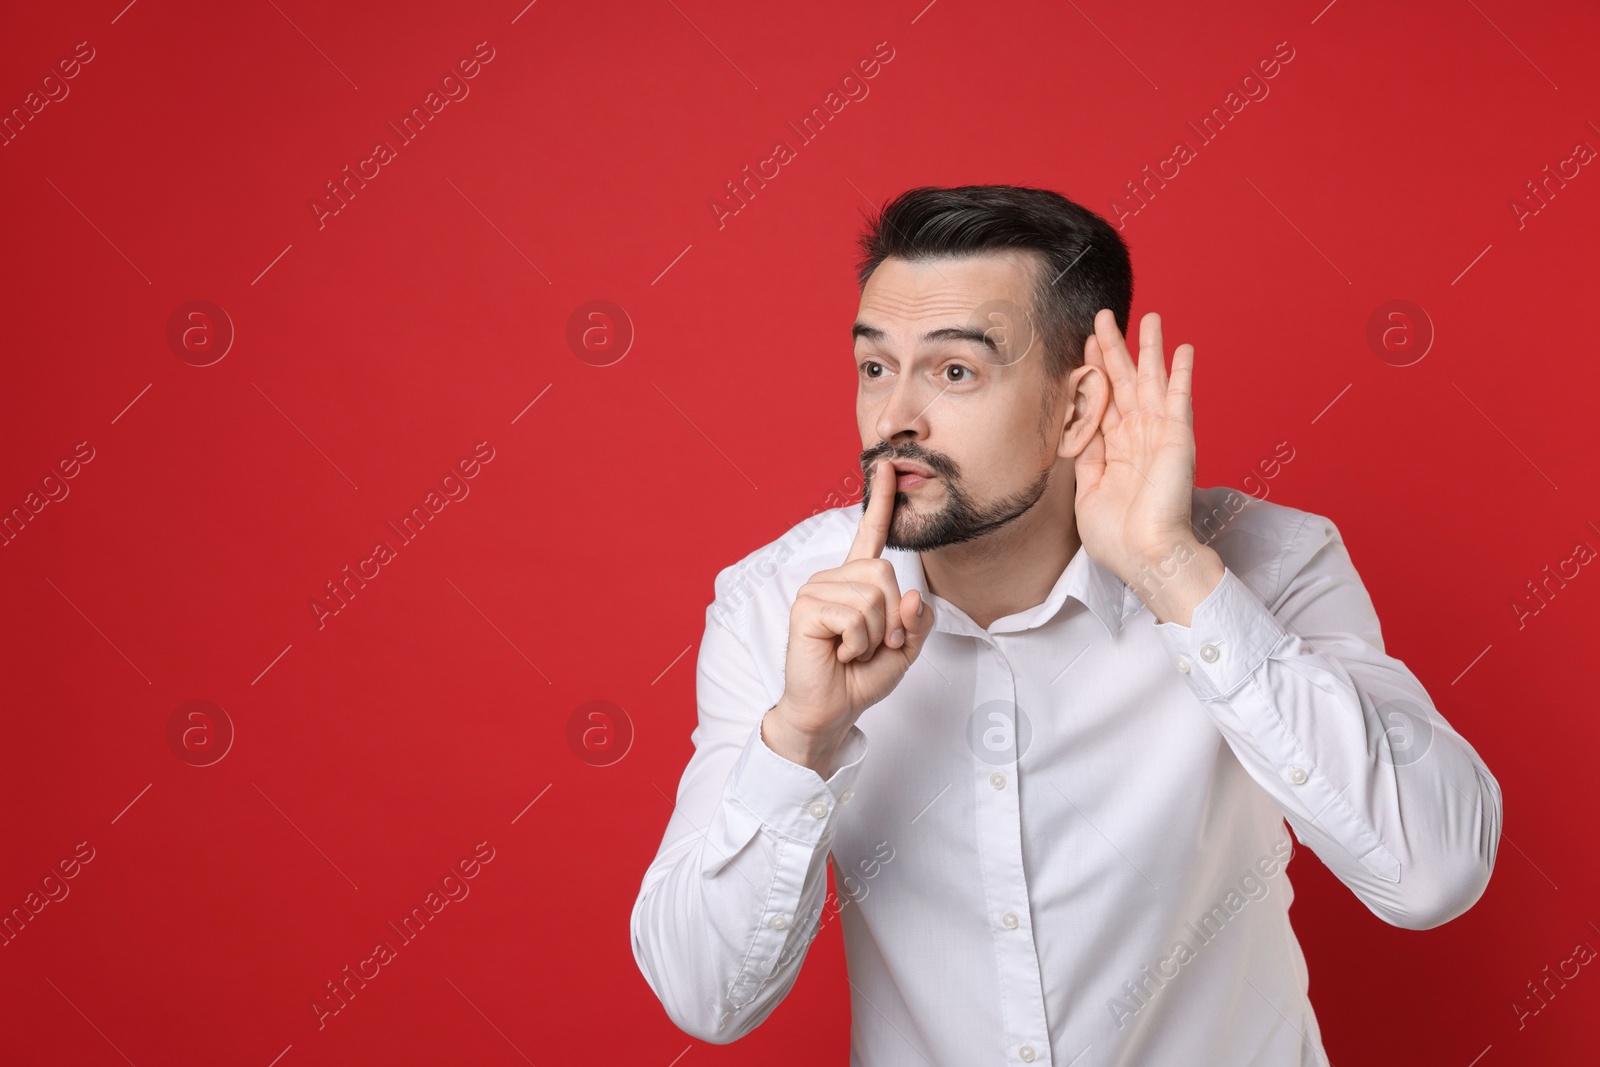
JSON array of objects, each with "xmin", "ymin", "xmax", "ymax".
[{"xmin": 919, "ymin": 464, "xmax": 1079, "ymax": 629}]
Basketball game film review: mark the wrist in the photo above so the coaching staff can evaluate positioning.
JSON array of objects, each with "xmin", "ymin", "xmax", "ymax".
[
  {"xmin": 762, "ymin": 702, "xmax": 848, "ymax": 777},
  {"xmin": 1126, "ymin": 541, "xmax": 1225, "ymax": 626}
]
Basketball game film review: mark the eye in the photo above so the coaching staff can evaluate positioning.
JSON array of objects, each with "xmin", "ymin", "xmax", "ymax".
[
  {"xmin": 861, "ymin": 361, "xmax": 886, "ymax": 379},
  {"xmin": 942, "ymin": 364, "xmax": 972, "ymax": 383}
]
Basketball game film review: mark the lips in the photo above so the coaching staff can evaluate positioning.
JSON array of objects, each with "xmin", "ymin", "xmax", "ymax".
[{"xmin": 890, "ymin": 460, "xmax": 935, "ymax": 478}]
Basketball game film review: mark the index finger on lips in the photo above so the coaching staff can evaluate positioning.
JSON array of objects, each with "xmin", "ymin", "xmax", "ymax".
[{"xmin": 846, "ymin": 457, "xmax": 894, "ymax": 562}]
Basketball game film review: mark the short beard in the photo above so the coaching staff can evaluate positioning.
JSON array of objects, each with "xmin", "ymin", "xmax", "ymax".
[{"xmin": 864, "ymin": 463, "xmax": 1049, "ymax": 556}]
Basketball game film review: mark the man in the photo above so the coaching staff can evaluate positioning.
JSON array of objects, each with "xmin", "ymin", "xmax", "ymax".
[{"xmin": 630, "ymin": 184, "xmax": 1501, "ymax": 1065}]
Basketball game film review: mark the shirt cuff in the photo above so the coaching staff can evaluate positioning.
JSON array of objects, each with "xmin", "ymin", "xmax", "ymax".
[
  {"xmin": 725, "ymin": 720, "xmax": 868, "ymax": 846},
  {"xmin": 1151, "ymin": 566, "xmax": 1290, "ymax": 700}
]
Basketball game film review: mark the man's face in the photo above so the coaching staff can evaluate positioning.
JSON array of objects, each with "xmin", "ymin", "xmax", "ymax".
[{"xmin": 852, "ymin": 251, "xmax": 1061, "ymax": 551}]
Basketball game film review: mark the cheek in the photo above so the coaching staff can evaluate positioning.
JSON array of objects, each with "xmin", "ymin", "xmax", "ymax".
[
  {"xmin": 957, "ymin": 398, "xmax": 1038, "ymax": 476},
  {"xmin": 856, "ymin": 396, "xmax": 876, "ymax": 441}
]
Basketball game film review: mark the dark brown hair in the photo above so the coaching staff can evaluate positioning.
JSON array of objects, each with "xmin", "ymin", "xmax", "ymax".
[{"xmin": 855, "ymin": 184, "xmax": 1134, "ymax": 389}]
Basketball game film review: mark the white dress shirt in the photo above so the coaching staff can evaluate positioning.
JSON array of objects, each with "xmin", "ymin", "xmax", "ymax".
[{"xmin": 630, "ymin": 485, "xmax": 1502, "ymax": 1066}]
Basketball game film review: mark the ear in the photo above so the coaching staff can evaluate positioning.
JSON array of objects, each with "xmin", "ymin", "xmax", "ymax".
[{"xmin": 1055, "ymin": 362, "xmax": 1109, "ymax": 461}]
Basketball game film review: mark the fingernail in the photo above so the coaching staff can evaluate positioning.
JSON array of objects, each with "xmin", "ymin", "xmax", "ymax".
[{"xmin": 916, "ymin": 600, "xmax": 924, "ymax": 618}]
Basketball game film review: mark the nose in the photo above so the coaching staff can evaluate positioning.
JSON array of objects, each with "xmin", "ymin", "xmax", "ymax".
[{"xmin": 872, "ymin": 374, "xmax": 932, "ymax": 445}]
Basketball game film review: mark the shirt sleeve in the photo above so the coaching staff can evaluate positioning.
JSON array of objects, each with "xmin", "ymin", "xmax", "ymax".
[
  {"xmin": 629, "ymin": 603, "xmax": 868, "ymax": 1043},
  {"xmin": 1151, "ymin": 511, "xmax": 1503, "ymax": 930}
]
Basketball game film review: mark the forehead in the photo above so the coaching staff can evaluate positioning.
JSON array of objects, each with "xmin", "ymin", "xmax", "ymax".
[{"xmin": 855, "ymin": 250, "xmax": 1040, "ymax": 330}]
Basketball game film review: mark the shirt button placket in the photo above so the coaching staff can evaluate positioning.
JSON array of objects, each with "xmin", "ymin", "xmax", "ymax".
[{"xmin": 973, "ymin": 640, "xmax": 1053, "ymax": 1065}]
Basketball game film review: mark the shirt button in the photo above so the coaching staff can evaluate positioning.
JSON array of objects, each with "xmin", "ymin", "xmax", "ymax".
[
  {"xmin": 990, "ymin": 772, "xmax": 1007, "ymax": 790},
  {"xmin": 809, "ymin": 801, "xmax": 829, "ymax": 818},
  {"xmin": 840, "ymin": 788, "xmax": 855, "ymax": 805},
  {"xmin": 1176, "ymin": 656, "xmax": 1191, "ymax": 673},
  {"xmin": 1287, "ymin": 766, "xmax": 1309, "ymax": 784},
  {"xmin": 1019, "ymin": 1045, "xmax": 1037, "ymax": 1062},
  {"xmin": 1001, "ymin": 911, "xmax": 1019, "ymax": 929},
  {"xmin": 1199, "ymin": 642, "xmax": 1220, "ymax": 662},
  {"xmin": 770, "ymin": 914, "xmax": 789, "ymax": 930}
]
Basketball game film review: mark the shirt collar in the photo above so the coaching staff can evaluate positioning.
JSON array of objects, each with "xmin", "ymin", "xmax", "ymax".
[{"xmin": 886, "ymin": 540, "xmax": 1132, "ymax": 642}]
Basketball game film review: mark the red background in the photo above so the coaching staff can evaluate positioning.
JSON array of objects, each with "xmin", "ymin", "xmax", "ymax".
[{"xmin": 2, "ymin": 0, "xmax": 1596, "ymax": 1063}]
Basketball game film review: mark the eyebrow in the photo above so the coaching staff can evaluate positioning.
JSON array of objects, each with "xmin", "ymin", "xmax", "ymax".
[{"xmin": 852, "ymin": 322, "xmax": 999, "ymax": 355}]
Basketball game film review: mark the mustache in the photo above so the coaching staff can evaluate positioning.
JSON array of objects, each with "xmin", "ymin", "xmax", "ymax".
[{"xmin": 858, "ymin": 440, "xmax": 961, "ymax": 481}]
